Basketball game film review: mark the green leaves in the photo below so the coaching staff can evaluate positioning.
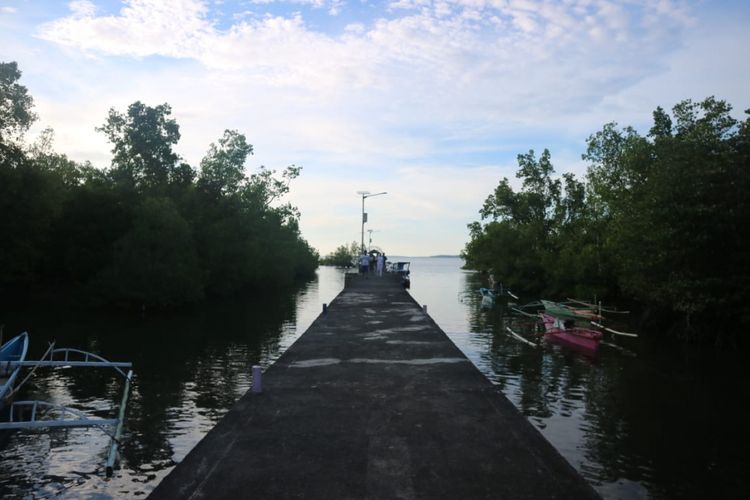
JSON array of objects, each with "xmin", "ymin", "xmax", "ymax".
[
  {"xmin": 0, "ymin": 61, "xmax": 36, "ymax": 145},
  {"xmin": 465, "ymin": 149, "xmax": 575, "ymax": 295},
  {"xmin": 1, "ymin": 62, "xmax": 318, "ymax": 308},
  {"xmin": 464, "ymin": 97, "xmax": 750, "ymax": 340},
  {"xmin": 585, "ymin": 97, "xmax": 749, "ymax": 327},
  {"xmin": 320, "ymin": 241, "xmax": 360, "ymax": 267},
  {"xmin": 198, "ymin": 129, "xmax": 253, "ymax": 197},
  {"xmin": 97, "ymin": 101, "xmax": 185, "ymax": 191},
  {"xmin": 96, "ymin": 197, "xmax": 204, "ymax": 306}
]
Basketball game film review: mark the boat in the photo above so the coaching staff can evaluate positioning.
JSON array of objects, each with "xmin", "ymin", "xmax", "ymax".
[
  {"xmin": 0, "ymin": 334, "xmax": 133, "ymax": 475},
  {"xmin": 0, "ymin": 331, "xmax": 30, "ymax": 408},
  {"xmin": 390, "ymin": 261, "xmax": 411, "ymax": 289},
  {"xmin": 541, "ymin": 299, "xmax": 603, "ymax": 321},
  {"xmin": 479, "ymin": 288, "xmax": 495, "ymax": 309},
  {"xmin": 479, "ymin": 285, "xmax": 519, "ymax": 308},
  {"xmin": 540, "ymin": 313, "xmax": 602, "ymax": 354}
]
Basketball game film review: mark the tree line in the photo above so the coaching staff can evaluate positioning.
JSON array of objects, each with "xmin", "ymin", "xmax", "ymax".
[
  {"xmin": 319, "ymin": 241, "xmax": 360, "ymax": 267},
  {"xmin": 0, "ymin": 61, "xmax": 319, "ymax": 308},
  {"xmin": 462, "ymin": 97, "xmax": 750, "ymax": 346}
]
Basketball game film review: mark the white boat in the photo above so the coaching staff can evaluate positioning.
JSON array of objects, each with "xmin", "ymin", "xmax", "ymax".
[{"xmin": 389, "ymin": 261, "xmax": 411, "ymax": 288}]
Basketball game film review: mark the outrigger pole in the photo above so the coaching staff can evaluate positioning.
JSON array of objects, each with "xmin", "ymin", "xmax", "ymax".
[
  {"xmin": 1, "ymin": 346, "xmax": 133, "ymax": 475},
  {"xmin": 9, "ymin": 348, "xmax": 132, "ymax": 376},
  {"xmin": 505, "ymin": 326, "xmax": 539, "ymax": 348},
  {"xmin": 590, "ymin": 321, "xmax": 638, "ymax": 338},
  {"xmin": 107, "ymin": 369, "xmax": 133, "ymax": 476}
]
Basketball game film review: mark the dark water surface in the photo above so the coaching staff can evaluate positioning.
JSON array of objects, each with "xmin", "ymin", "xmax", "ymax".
[{"xmin": 1, "ymin": 258, "xmax": 748, "ymax": 498}]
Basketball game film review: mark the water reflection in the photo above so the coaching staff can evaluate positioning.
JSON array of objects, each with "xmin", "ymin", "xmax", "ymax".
[
  {"xmin": 2, "ymin": 261, "xmax": 749, "ymax": 499},
  {"xmin": 405, "ymin": 257, "xmax": 750, "ymax": 500},
  {"xmin": 0, "ymin": 267, "xmax": 345, "ymax": 498}
]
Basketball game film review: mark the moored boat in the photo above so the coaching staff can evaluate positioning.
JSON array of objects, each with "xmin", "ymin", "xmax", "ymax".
[
  {"xmin": 479, "ymin": 288, "xmax": 495, "ymax": 308},
  {"xmin": 540, "ymin": 313, "xmax": 602, "ymax": 355},
  {"xmin": 479, "ymin": 285, "xmax": 518, "ymax": 308},
  {"xmin": 0, "ymin": 334, "xmax": 133, "ymax": 475},
  {"xmin": 541, "ymin": 299, "xmax": 603, "ymax": 321},
  {"xmin": 390, "ymin": 261, "xmax": 411, "ymax": 288},
  {"xmin": 0, "ymin": 331, "xmax": 29, "ymax": 408}
]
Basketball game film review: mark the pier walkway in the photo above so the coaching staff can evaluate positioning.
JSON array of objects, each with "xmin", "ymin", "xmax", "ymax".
[{"xmin": 148, "ymin": 274, "xmax": 599, "ymax": 499}]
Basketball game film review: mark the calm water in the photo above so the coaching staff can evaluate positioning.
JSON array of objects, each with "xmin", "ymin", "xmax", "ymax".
[{"xmin": 1, "ymin": 257, "xmax": 748, "ymax": 498}]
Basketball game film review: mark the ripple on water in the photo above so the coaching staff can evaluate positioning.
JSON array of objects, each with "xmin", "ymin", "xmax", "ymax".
[{"xmin": 3, "ymin": 260, "xmax": 746, "ymax": 499}]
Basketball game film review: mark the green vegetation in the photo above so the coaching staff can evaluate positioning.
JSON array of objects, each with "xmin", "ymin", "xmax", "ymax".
[
  {"xmin": 0, "ymin": 61, "xmax": 318, "ymax": 308},
  {"xmin": 319, "ymin": 241, "xmax": 360, "ymax": 267},
  {"xmin": 463, "ymin": 97, "xmax": 750, "ymax": 344}
]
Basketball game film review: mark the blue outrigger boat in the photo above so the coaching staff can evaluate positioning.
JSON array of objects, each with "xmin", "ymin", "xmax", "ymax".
[
  {"xmin": 479, "ymin": 285, "xmax": 519, "ymax": 308},
  {"xmin": 0, "ymin": 331, "xmax": 29, "ymax": 409},
  {"xmin": 0, "ymin": 331, "xmax": 133, "ymax": 475}
]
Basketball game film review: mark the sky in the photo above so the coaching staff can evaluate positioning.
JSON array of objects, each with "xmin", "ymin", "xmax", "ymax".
[{"xmin": 1, "ymin": 0, "xmax": 749, "ymax": 256}]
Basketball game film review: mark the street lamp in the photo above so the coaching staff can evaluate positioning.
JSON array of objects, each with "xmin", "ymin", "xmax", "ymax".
[{"xmin": 357, "ymin": 191, "xmax": 387, "ymax": 253}]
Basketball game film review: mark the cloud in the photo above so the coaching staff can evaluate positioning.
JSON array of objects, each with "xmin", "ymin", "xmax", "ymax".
[
  {"xmin": 38, "ymin": 0, "xmax": 213, "ymax": 58},
  {"xmin": 17, "ymin": 0, "xmax": 749, "ymax": 255},
  {"xmin": 68, "ymin": 0, "xmax": 97, "ymax": 17},
  {"xmin": 249, "ymin": 0, "xmax": 343, "ymax": 15},
  {"xmin": 37, "ymin": 0, "xmax": 693, "ymax": 105}
]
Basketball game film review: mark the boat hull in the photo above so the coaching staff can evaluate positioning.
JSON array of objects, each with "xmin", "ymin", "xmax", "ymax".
[
  {"xmin": 544, "ymin": 331, "xmax": 600, "ymax": 354},
  {"xmin": 0, "ymin": 332, "xmax": 30, "ymax": 407},
  {"xmin": 541, "ymin": 299, "xmax": 603, "ymax": 321},
  {"xmin": 540, "ymin": 314, "xmax": 601, "ymax": 354}
]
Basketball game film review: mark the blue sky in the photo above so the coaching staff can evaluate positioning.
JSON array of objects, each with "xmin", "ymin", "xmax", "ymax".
[{"xmin": 2, "ymin": 0, "xmax": 749, "ymax": 256}]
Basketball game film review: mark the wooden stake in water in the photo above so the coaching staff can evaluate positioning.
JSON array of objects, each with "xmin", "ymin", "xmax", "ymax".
[{"xmin": 252, "ymin": 366, "xmax": 263, "ymax": 394}]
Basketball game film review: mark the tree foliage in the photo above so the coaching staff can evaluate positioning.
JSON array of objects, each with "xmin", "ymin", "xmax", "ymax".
[
  {"xmin": 0, "ymin": 61, "xmax": 318, "ymax": 309},
  {"xmin": 198, "ymin": 129, "xmax": 252, "ymax": 197},
  {"xmin": 95, "ymin": 197, "xmax": 204, "ymax": 306},
  {"xmin": 97, "ymin": 101, "xmax": 187, "ymax": 191},
  {"xmin": 0, "ymin": 62, "xmax": 35, "ymax": 146},
  {"xmin": 464, "ymin": 97, "xmax": 750, "ymax": 343},
  {"xmin": 465, "ymin": 149, "xmax": 570, "ymax": 294},
  {"xmin": 320, "ymin": 241, "xmax": 360, "ymax": 267}
]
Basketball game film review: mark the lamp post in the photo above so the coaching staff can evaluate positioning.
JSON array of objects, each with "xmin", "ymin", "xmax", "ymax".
[{"xmin": 357, "ymin": 191, "xmax": 387, "ymax": 253}]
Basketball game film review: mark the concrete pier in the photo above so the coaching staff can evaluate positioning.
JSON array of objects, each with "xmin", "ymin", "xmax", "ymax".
[{"xmin": 148, "ymin": 274, "xmax": 599, "ymax": 499}]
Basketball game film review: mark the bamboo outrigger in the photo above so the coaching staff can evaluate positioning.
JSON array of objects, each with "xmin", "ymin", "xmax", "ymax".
[
  {"xmin": 505, "ymin": 326, "xmax": 539, "ymax": 347},
  {"xmin": 509, "ymin": 298, "xmax": 639, "ymax": 340},
  {"xmin": 0, "ymin": 340, "xmax": 133, "ymax": 476}
]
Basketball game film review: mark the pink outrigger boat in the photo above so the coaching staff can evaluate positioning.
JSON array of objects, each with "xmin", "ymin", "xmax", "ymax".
[{"xmin": 540, "ymin": 314, "xmax": 602, "ymax": 355}]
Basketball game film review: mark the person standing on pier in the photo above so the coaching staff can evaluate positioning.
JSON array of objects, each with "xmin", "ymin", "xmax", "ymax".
[
  {"xmin": 376, "ymin": 253, "xmax": 384, "ymax": 276},
  {"xmin": 359, "ymin": 253, "xmax": 370, "ymax": 277}
]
